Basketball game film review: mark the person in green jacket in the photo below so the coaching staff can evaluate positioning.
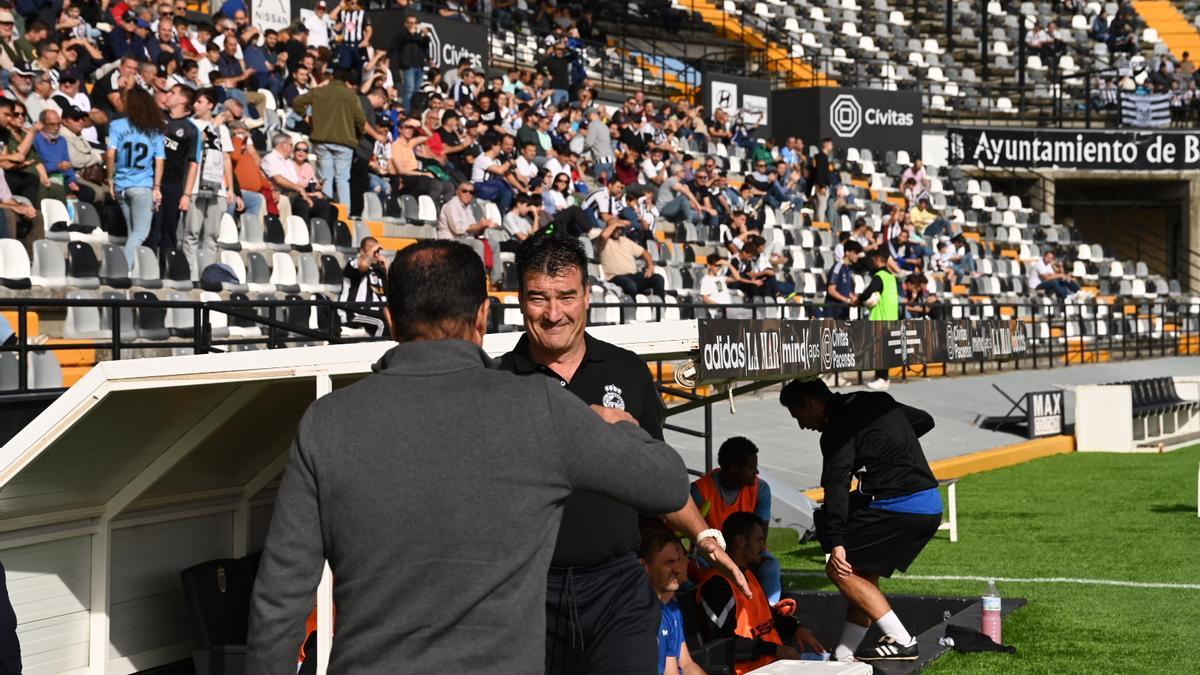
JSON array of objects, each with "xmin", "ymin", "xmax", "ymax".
[
  {"xmin": 291, "ymin": 68, "xmax": 366, "ymax": 208},
  {"xmin": 858, "ymin": 247, "xmax": 899, "ymax": 391}
]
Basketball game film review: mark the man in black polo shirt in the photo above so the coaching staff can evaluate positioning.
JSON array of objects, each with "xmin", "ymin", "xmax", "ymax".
[
  {"xmin": 152, "ymin": 83, "xmax": 199, "ymax": 258},
  {"xmin": 500, "ymin": 234, "xmax": 749, "ymax": 674}
]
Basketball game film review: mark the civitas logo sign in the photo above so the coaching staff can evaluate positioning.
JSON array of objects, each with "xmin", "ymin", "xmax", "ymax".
[
  {"xmin": 829, "ymin": 94, "xmax": 862, "ymax": 138},
  {"xmin": 422, "ymin": 21, "xmax": 483, "ymax": 70},
  {"xmin": 828, "ymin": 94, "xmax": 916, "ymax": 139}
]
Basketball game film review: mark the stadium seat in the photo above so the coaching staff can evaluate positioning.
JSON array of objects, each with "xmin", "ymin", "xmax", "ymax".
[
  {"xmin": 319, "ymin": 255, "xmax": 344, "ymax": 294},
  {"xmin": 99, "ymin": 290, "xmax": 138, "ymax": 343},
  {"xmin": 99, "ymin": 244, "xmax": 133, "ymax": 289},
  {"xmin": 0, "ymin": 239, "xmax": 31, "ymax": 289},
  {"xmin": 29, "ymin": 350, "xmax": 62, "ymax": 389},
  {"xmin": 416, "ymin": 196, "xmax": 438, "ymax": 225},
  {"xmin": 270, "ymin": 252, "xmax": 301, "ymax": 293},
  {"xmin": 263, "ymin": 215, "xmax": 288, "ymax": 251},
  {"xmin": 362, "ymin": 191, "xmax": 385, "ymax": 220},
  {"xmin": 297, "ymin": 254, "xmax": 322, "ymax": 293},
  {"xmin": 226, "ymin": 292, "xmax": 264, "ymax": 339},
  {"xmin": 217, "ymin": 213, "xmax": 241, "ymax": 251},
  {"xmin": 199, "ymin": 292, "xmax": 232, "ymax": 339},
  {"xmin": 30, "ymin": 240, "xmax": 66, "ymax": 288},
  {"xmin": 333, "ymin": 220, "xmax": 355, "ymax": 254},
  {"xmin": 66, "ymin": 242, "xmax": 101, "ymax": 289},
  {"xmin": 41, "ymin": 198, "xmax": 71, "ymax": 241},
  {"xmin": 63, "ymin": 291, "xmax": 106, "ymax": 339},
  {"xmin": 165, "ymin": 290, "xmax": 194, "ymax": 337},
  {"xmin": 245, "ymin": 252, "xmax": 274, "ymax": 294},
  {"xmin": 0, "ymin": 351, "xmax": 17, "ymax": 391},
  {"xmin": 133, "ymin": 290, "xmax": 169, "ymax": 341},
  {"xmin": 284, "ymin": 215, "xmax": 312, "ymax": 252},
  {"xmin": 162, "ymin": 249, "xmax": 192, "ymax": 290},
  {"xmin": 240, "ymin": 213, "xmax": 266, "ymax": 251},
  {"xmin": 309, "ymin": 218, "xmax": 335, "ymax": 254},
  {"xmin": 132, "ymin": 247, "xmax": 163, "ymax": 289},
  {"xmin": 217, "ymin": 251, "xmax": 251, "ymax": 293},
  {"xmin": 179, "ymin": 556, "xmax": 259, "ymax": 675}
]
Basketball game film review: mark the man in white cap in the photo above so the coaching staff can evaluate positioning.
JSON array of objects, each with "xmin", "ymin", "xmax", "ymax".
[{"xmin": 303, "ymin": 1, "xmax": 333, "ymax": 50}]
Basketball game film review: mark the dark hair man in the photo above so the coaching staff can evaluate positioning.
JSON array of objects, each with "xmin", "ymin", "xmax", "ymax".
[
  {"xmin": 825, "ymin": 239, "xmax": 863, "ymax": 319},
  {"xmin": 695, "ymin": 513, "xmax": 825, "ymax": 673},
  {"xmin": 336, "ymin": 236, "xmax": 387, "ymax": 336},
  {"xmin": 500, "ymin": 235, "xmax": 749, "ymax": 674},
  {"xmin": 858, "ymin": 247, "xmax": 897, "ymax": 390},
  {"xmin": 639, "ymin": 530, "xmax": 704, "ymax": 675},
  {"xmin": 151, "ymin": 83, "xmax": 198, "ymax": 257},
  {"xmin": 248, "ymin": 241, "xmax": 690, "ymax": 673},
  {"xmin": 691, "ymin": 437, "xmax": 781, "ymax": 604},
  {"xmin": 779, "ymin": 378, "xmax": 942, "ymax": 662}
]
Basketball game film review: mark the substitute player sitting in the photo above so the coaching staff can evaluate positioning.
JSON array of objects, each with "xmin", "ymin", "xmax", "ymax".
[
  {"xmin": 691, "ymin": 437, "xmax": 782, "ymax": 604},
  {"xmin": 696, "ymin": 513, "xmax": 825, "ymax": 674},
  {"xmin": 639, "ymin": 529, "xmax": 705, "ymax": 675},
  {"xmin": 779, "ymin": 378, "xmax": 943, "ymax": 662}
]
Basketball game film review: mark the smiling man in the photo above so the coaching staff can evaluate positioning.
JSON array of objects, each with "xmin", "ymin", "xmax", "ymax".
[
  {"xmin": 779, "ymin": 378, "xmax": 942, "ymax": 662},
  {"xmin": 500, "ymin": 234, "xmax": 750, "ymax": 674}
]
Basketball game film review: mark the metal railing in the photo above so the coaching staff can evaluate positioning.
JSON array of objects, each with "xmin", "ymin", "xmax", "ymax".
[{"xmin": 3, "ymin": 295, "xmax": 1198, "ymax": 397}]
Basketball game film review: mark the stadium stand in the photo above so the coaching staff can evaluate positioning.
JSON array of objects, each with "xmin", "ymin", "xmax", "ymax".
[{"xmin": 0, "ymin": 0, "xmax": 1193, "ymax": 397}]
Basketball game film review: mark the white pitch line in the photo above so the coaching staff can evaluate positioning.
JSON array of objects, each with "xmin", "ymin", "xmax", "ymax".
[{"xmin": 780, "ymin": 571, "xmax": 1200, "ymax": 590}]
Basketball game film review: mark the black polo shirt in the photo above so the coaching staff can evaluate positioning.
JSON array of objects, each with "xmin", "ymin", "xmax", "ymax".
[{"xmin": 499, "ymin": 333, "xmax": 666, "ymax": 568}]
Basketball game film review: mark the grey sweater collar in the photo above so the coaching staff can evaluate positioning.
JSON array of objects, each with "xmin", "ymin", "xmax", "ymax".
[{"xmin": 373, "ymin": 339, "xmax": 495, "ymax": 375}]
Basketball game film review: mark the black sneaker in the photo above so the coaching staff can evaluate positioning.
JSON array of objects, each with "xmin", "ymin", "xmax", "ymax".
[{"xmin": 854, "ymin": 635, "xmax": 918, "ymax": 661}]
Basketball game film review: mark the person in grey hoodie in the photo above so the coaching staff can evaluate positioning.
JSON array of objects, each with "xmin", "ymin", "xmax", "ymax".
[
  {"xmin": 584, "ymin": 107, "xmax": 614, "ymax": 181},
  {"xmin": 247, "ymin": 240, "xmax": 689, "ymax": 674}
]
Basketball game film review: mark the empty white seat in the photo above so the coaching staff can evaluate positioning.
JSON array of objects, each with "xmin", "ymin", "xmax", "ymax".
[
  {"xmin": 217, "ymin": 212, "xmax": 241, "ymax": 250},
  {"xmin": 30, "ymin": 240, "xmax": 66, "ymax": 288},
  {"xmin": 270, "ymin": 252, "xmax": 300, "ymax": 292},
  {"xmin": 0, "ymin": 239, "xmax": 31, "ymax": 289},
  {"xmin": 923, "ymin": 38, "xmax": 943, "ymax": 54},
  {"xmin": 888, "ymin": 10, "xmax": 909, "ymax": 26},
  {"xmin": 842, "ymin": 21, "xmax": 861, "ymax": 38},
  {"xmin": 284, "ymin": 215, "xmax": 311, "ymax": 249},
  {"xmin": 859, "ymin": 36, "xmax": 879, "ymax": 52}
]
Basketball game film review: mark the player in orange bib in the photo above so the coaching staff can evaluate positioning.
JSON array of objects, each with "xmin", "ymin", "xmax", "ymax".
[
  {"xmin": 695, "ymin": 512, "xmax": 825, "ymax": 673},
  {"xmin": 691, "ymin": 437, "xmax": 782, "ymax": 604}
]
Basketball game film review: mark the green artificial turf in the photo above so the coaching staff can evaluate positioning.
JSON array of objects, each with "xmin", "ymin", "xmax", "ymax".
[{"xmin": 766, "ymin": 444, "xmax": 1200, "ymax": 674}]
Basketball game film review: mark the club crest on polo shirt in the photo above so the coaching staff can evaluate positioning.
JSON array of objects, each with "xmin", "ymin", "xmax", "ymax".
[{"xmin": 602, "ymin": 384, "xmax": 626, "ymax": 410}]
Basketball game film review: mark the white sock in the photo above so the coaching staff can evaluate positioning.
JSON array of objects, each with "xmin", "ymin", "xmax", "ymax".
[
  {"xmin": 875, "ymin": 610, "xmax": 913, "ymax": 645},
  {"xmin": 833, "ymin": 621, "xmax": 870, "ymax": 660}
]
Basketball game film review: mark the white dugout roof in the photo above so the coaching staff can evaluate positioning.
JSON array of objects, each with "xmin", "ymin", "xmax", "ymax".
[{"xmin": 0, "ymin": 321, "xmax": 698, "ymax": 674}]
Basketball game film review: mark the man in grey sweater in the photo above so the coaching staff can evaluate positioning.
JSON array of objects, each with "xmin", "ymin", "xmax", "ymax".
[
  {"xmin": 584, "ymin": 108, "xmax": 614, "ymax": 182},
  {"xmin": 247, "ymin": 240, "xmax": 689, "ymax": 674}
]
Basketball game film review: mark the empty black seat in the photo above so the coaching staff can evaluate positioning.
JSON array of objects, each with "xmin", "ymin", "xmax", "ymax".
[
  {"xmin": 319, "ymin": 254, "xmax": 343, "ymax": 291},
  {"xmin": 134, "ymin": 290, "xmax": 168, "ymax": 341},
  {"xmin": 179, "ymin": 554, "xmax": 260, "ymax": 675},
  {"xmin": 263, "ymin": 214, "xmax": 287, "ymax": 250},
  {"xmin": 66, "ymin": 242, "xmax": 100, "ymax": 288},
  {"xmin": 162, "ymin": 249, "xmax": 192, "ymax": 289},
  {"xmin": 333, "ymin": 220, "xmax": 354, "ymax": 253}
]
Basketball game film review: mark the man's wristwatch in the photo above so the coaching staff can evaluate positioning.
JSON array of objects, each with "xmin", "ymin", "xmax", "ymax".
[{"xmin": 696, "ymin": 528, "xmax": 726, "ymax": 551}]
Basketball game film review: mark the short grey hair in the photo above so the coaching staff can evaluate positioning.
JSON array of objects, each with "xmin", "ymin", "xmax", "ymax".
[{"xmin": 272, "ymin": 133, "xmax": 292, "ymax": 148}]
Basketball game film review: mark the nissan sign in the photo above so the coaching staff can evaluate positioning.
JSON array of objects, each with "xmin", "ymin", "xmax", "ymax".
[
  {"xmin": 368, "ymin": 9, "xmax": 487, "ymax": 73},
  {"xmin": 772, "ymin": 87, "xmax": 922, "ymax": 155}
]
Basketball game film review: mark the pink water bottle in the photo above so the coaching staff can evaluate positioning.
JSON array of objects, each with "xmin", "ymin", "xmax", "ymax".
[{"xmin": 981, "ymin": 579, "xmax": 1002, "ymax": 643}]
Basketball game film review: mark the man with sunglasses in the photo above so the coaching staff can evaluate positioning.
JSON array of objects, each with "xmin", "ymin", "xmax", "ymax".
[
  {"xmin": 262, "ymin": 134, "xmax": 334, "ymax": 225},
  {"xmin": 436, "ymin": 181, "xmax": 504, "ymax": 288}
]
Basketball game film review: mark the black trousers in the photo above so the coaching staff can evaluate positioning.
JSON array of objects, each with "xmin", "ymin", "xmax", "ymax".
[
  {"xmin": 148, "ymin": 181, "xmax": 186, "ymax": 256},
  {"xmin": 610, "ymin": 272, "xmax": 665, "ymax": 299},
  {"xmin": 545, "ymin": 552, "xmax": 659, "ymax": 675},
  {"xmin": 290, "ymin": 194, "xmax": 335, "ymax": 226}
]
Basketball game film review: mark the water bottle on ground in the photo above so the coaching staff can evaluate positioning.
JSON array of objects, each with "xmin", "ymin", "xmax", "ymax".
[{"xmin": 981, "ymin": 579, "xmax": 1002, "ymax": 643}]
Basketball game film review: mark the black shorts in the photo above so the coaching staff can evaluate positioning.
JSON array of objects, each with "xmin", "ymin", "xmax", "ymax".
[
  {"xmin": 815, "ymin": 506, "xmax": 941, "ymax": 578},
  {"xmin": 545, "ymin": 552, "xmax": 659, "ymax": 675}
]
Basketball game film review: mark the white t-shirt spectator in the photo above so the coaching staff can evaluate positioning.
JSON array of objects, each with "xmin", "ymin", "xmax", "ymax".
[
  {"xmin": 191, "ymin": 119, "xmax": 234, "ymax": 197},
  {"xmin": 304, "ymin": 12, "xmax": 334, "ymax": 49},
  {"xmin": 471, "ymin": 154, "xmax": 497, "ymax": 183},
  {"xmin": 639, "ymin": 157, "xmax": 664, "ymax": 185},
  {"xmin": 514, "ymin": 155, "xmax": 538, "ymax": 183},
  {"xmin": 543, "ymin": 189, "xmax": 568, "ymax": 215},
  {"xmin": 700, "ymin": 270, "xmax": 732, "ymax": 304},
  {"xmin": 1028, "ymin": 258, "xmax": 1054, "ymax": 289},
  {"xmin": 931, "ymin": 249, "xmax": 954, "ymax": 272}
]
